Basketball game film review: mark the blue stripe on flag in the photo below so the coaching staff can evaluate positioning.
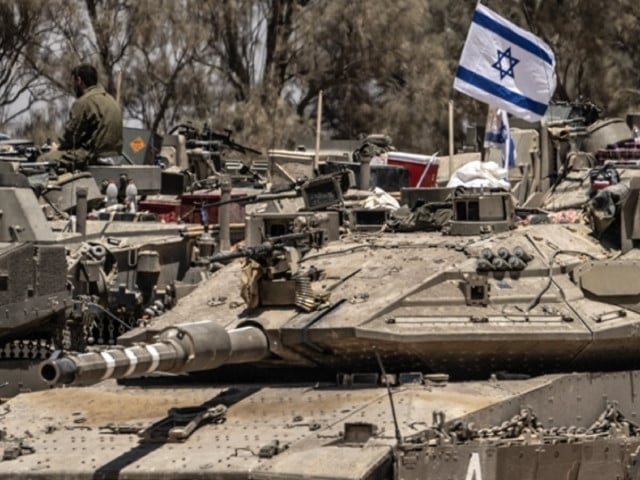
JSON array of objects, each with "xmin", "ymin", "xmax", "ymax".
[
  {"xmin": 484, "ymin": 132, "xmax": 505, "ymax": 143},
  {"xmin": 507, "ymin": 138, "xmax": 516, "ymax": 167},
  {"xmin": 472, "ymin": 10, "xmax": 554, "ymax": 66},
  {"xmin": 456, "ymin": 66, "xmax": 548, "ymax": 117}
]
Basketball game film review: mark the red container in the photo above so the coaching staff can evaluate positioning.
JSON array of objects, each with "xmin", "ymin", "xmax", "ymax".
[
  {"xmin": 387, "ymin": 152, "xmax": 439, "ymax": 187},
  {"xmin": 139, "ymin": 198, "xmax": 181, "ymax": 223}
]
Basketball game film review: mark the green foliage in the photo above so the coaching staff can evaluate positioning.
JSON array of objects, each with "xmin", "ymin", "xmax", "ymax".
[
  {"xmin": 0, "ymin": 0, "xmax": 49, "ymax": 126},
  {"xmin": 2, "ymin": 0, "xmax": 640, "ymax": 155},
  {"xmin": 12, "ymin": 108, "xmax": 58, "ymax": 145}
]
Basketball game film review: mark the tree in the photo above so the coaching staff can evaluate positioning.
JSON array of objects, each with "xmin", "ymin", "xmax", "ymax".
[
  {"xmin": 500, "ymin": 0, "xmax": 640, "ymax": 115},
  {"xmin": 195, "ymin": 0, "xmax": 312, "ymax": 150},
  {"xmin": 83, "ymin": 0, "xmax": 135, "ymax": 96},
  {"xmin": 288, "ymin": 0, "xmax": 478, "ymax": 153},
  {"xmin": 0, "ymin": 0, "xmax": 49, "ymax": 129},
  {"xmin": 121, "ymin": 0, "xmax": 218, "ymax": 133},
  {"xmin": 30, "ymin": 0, "xmax": 134, "ymax": 95},
  {"xmin": 6, "ymin": 0, "xmax": 640, "ymax": 154}
]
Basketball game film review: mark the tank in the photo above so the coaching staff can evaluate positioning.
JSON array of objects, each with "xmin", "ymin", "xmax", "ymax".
[
  {"xmin": 0, "ymin": 156, "xmax": 210, "ymax": 396},
  {"xmin": 0, "ymin": 168, "xmax": 70, "ymax": 363},
  {"xmin": 6, "ymin": 112, "xmax": 640, "ymax": 479}
]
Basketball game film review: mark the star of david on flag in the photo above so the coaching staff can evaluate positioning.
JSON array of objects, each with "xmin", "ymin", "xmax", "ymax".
[
  {"xmin": 453, "ymin": 3, "xmax": 556, "ymax": 122},
  {"xmin": 492, "ymin": 47, "xmax": 519, "ymax": 80}
]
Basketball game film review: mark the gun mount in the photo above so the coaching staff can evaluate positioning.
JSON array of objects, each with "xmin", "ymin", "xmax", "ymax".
[
  {"xmin": 159, "ymin": 123, "xmax": 262, "ymax": 192},
  {"xmin": 216, "ymin": 229, "xmax": 329, "ymax": 310}
]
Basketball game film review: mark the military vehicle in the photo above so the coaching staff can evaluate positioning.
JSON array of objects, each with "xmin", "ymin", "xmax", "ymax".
[
  {"xmin": 0, "ymin": 141, "xmax": 215, "ymax": 397},
  {"xmin": 5, "ymin": 102, "xmax": 640, "ymax": 479}
]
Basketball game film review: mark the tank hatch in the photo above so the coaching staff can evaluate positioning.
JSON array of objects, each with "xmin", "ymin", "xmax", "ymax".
[
  {"xmin": 444, "ymin": 190, "xmax": 515, "ymax": 235},
  {"xmin": 573, "ymin": 260, "xmax": 640, "ymax": 297}
]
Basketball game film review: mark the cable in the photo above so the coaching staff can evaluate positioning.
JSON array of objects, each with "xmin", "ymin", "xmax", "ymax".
[{"xmin": 524, "ymin": 248, "xmax": 598, "ymax": 313}]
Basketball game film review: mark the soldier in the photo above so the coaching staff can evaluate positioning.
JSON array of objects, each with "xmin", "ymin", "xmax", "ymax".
[{"xmin": 40, "ymin": 64, "xmax": 123, "ymax": 171}]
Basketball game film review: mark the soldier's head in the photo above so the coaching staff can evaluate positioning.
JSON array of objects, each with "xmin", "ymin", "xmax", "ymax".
[{"xmin": 71, "ymin": 64, "xmax": 98, "ymax": 97}]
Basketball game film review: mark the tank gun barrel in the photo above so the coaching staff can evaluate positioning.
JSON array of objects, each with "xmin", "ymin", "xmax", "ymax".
[{"xmin": 40, "ymin": 320, "xmax": 269, "ymax": 386}]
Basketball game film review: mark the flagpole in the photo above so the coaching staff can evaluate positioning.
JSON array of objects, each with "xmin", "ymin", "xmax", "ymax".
[
  {"xmin": 448, "ymin": 100, "xmax": 454, "ymax": 179},
  {"xmin": 482, "ymin": 104, "xmax": 491, "ymax": 163},
  {"xmin": 314, "ymin": 90, "xmax": 323, "ymax": 174}
]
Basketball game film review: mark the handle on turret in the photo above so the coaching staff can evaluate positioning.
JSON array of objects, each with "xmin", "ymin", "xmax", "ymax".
[{"xmin": 40, "ymin": 321, "xmax": 269, "ymax": 386}]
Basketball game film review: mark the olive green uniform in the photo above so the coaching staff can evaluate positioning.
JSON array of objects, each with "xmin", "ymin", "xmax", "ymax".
[{"xmin": 40, "ymin": 85, "xmax": 122, "ymax": 170}]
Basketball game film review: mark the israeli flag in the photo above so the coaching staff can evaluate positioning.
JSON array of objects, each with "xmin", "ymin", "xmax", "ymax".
[
  {"xmin": 454, "ymin": 4, "xmax": 556, "ymax": 122},
  {"xmin": 484, "ymin": 107, "xmax": 516, "ymax": 172}
]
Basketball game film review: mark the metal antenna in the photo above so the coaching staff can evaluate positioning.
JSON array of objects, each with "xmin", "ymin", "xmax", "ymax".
[{"xmin": 374, "ymin": 349, "xmax": 402, "ymax": 444}]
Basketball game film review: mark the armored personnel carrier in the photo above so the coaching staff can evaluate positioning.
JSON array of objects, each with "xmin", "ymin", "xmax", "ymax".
[{"xmin": 5, "ymin": 106, "xmax": 640, "ymax": 479}]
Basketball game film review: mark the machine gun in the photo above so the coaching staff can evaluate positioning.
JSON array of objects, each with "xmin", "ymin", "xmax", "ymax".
[
  {"xmin": 210, "ymin": 230, "xmax": 325, "ymax": 264},
  {"xmin": 197, "ymin": 183, "xmax": 304, "ymax": 211},
  {"xmin": 178, "ymin": 181, "xmax": 304, "ymax": 224},
  {"xmin": 15, "ymin": 161, "xmax": 57, "ymax": 174},
  {"xmin": 169, "ymin": 124, "xmax": 261, "ymax": 156},
  {"xmin": 185, "ymin": 138, "xmax": 261, "ymax": 156},
  {"xmin": 228, "ymin": 229, "xmax": 329, "ymax": 311},
  {"xmin": 166, "ymin": 123, "xmax": 263, "ymax": 192}
]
